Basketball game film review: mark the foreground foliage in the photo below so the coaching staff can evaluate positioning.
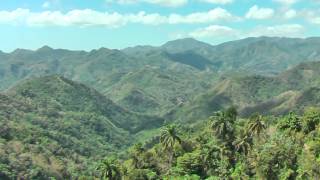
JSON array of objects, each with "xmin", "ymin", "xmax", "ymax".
[{"xmin": 92, "ymin": 107, "xmax": 320, "ymax": 180}]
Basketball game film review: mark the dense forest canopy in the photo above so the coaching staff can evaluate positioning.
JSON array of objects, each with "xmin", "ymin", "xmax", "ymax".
[{"xmin": 91, "ymin": 107, "xmax": 320, "ymax": 179}]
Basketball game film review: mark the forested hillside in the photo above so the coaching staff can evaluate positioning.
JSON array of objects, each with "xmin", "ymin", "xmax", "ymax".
[
  {"xmin": 89, "ymin": 107, "xmax": 320, "ymax": 179},
  {"xmin": 2, "ymin": 37, "xmax": 320, "ymax": 115},
  {"xmin": 171, "ymin": 61, "xmax": 320, "ymax": 123},
  {"xmin": 1, "ymin": 37, "xmax": 320, "ymax": 179},
  {"xmin": 0, "ymin": 76, "xmax": 162, "ymax": 179}
]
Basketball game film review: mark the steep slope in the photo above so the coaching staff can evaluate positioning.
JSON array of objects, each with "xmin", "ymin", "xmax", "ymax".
[
  {"xmin": 7, "ymin": 76, "xmax": 163, "ymax": 132},
  {"xmin": 162, "ymin": 37, "xmax": 320, "ymax": 75},
  {"xmin": 0, "ymin": 75, "xmax": 165, "ymax": 179},
  {"xmin": 208, "ymin": 37, "xmax": 320, "ymax": 75},
  {"xmin": 241, "ymin": 87, "xmax": 320, "ymax": 116},
  {"xmin": 0, "ymin": 95, "xmax": 129, "ymax": 178},
  {"xmin": 172, "ymin": 61, "xmax": 320, "ymax": 122},
  {"xmin": 105, "ymin": 66, "xmax": 216, "ymax": 115},
  {"xmin": 0, "ymin": 93, "xmax": 131, "ymax": 178},
  {"xmin": 0, "ymin": 44, "xmax": 216, "ymax": 115},
  {"xmin": 1, "ymin": 37, "xmax": 320, "ymax": 115}
]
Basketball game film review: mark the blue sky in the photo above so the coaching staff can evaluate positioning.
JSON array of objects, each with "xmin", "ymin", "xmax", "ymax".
[{"xmin": 0, "ymin": 0, "xmax": 320, "ymax": 52}]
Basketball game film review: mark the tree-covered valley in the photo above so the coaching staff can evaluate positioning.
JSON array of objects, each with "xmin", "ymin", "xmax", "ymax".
[{"xmin": 1, "ymin": 37, "xmax": 320, "ymax": 179}]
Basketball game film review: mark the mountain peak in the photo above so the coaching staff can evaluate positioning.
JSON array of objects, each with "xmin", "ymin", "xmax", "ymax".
[
  {"xmin": 37, "ymin": 45, "xmax": 54, "ymax": 52},
  {"xmin": 162, "ymin": 38, "xmax": 213, "ymax": 53},
  {"xmin": 163, "ymin": 38, "xmax": 209, "ymax": 46},
  {"xmin": 89, "ymin": 47, "xmax": 113, "ymax": 54},
  {"xmin": 98, "ymin": 47, "xmax": 111, "ymax": 51},
  {"xmin": 12, "ymin": 48, "xmax": 33, "ymax": 55}
]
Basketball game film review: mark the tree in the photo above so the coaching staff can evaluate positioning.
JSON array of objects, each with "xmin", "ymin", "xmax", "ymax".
[
  {"xmin": 176, "ymin": 151, "xmax": 204, "ymax": 176},
  {"xmin": 0, "ymin": 121, "xmax": 11, "ymax": 140},
  {"xmin": 233, "ymin": 134, "xmax": 252, "ymax": 155},
  {"xmin": 96, "ymin": 157, "xmax": 121, "ymax": 180},
  {"xmin": 160, "ymin": 124, "xmax": 182, "ymax": 167},
  {"xmin": 278, "ymin": 112, "xmax": 302, "ymax": 132},
  {"xmin": 226, "ymin": 106, "xmax": 238, "ymax": 123},
  {"xmin": 247, "ymin": 114, "xmax": 266, "ymax": 137},
  {"xmin": 231, "ymin": 162, "xmax": 250, "ymax": 180},
  {"xmin": 210, "ymin": 111, "xmax": 235, "ymax": 142},
  {"xmin": 201, "ymin": 142, "xmax": 233, "ymax": 178},
  {"xmin": 129, "ymin": 143, "xmax": 145, "ymax": 169},
  {"xmin": 301, "ymin": 108, "xmax": 320, "ymax": 134},
  {"xmin": 250, "ymin": 133, "xmax": 300, "ymax": 180}
]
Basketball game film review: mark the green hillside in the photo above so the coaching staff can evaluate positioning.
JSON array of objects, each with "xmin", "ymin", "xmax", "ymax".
[
  {"xmin": 105, "ymin": 66, "xmax": 215, "ymax": 115},
  {"xmin": 172, "ymin": 61, "xmax": 320, "ymax": 122},
  {"xmin": 0, "ymin": 76, "xmax": 164, "ymax": 179},
  {"xmin": 0, "ymin": 97, "xmax": 129, "ymax": 179},
  {"xmin": 1, "ymin": 37, "xmax": 320, "ymax": 116},
  {"xmin": 7, "ymin": 76, "xmax": 163, "ymax": 132}
]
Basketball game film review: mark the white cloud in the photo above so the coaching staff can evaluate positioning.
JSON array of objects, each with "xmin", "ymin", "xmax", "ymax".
[
  {"xmin": 28, "ymin": 10, "xmax": 127, "ymax": 27},
  {"xmin": 41, "ymin": 0, "xmax": 60, "ymax": 9},
  {"xmin": 106, "ymin": 0, "xmax": 136, "ymax": 4},
  {"xmin": 0, "ymin": 8, "xmax": 236, "ymax": 27},
  {"xmin": 168, "ymin": 8, "xmax": 236, "ymax": 24},
  {"xmin": 189, "ymin": 25, "xmax": 237, "ymax": 38},
  {"xmin": 42, "ymin": 2, "xmax": 50, "ymax": 8},
  {"xmin": 248, "ymin": 24, "xmax": 304, "ymax": 37},
  {"xmin": 245, "ymin": 5, "xmax": 274, "ymax": 20},
  {"xmin": 307, "ymin": 15, "xmax": 320, "ymax": 24},
  {"xmin": 0, "ymin": 8, "xmax": 30, "ymax": 25},
  {"xmin": 301, "ymin": 9, "xmax": 320, "ymax": 24},
  {"xmin": 200, "ymin": 0, "xmax": 233, "ymax": 5},
  {"xmin": 106, "ymin": 0, "xmax": 188, "ymax": 7},
  {"xmin": 284, "ymin": 9, "xmax": 297, "ymax": 19},
  {"xmin": 187, "ymin": 23, "xmax": 304, "ymax": 39},
  {"xmin": 147, "ymin": 0, "xmax": 188, "ymax": 7},
  {"xmin": 274, "ymin": 0, "xmax": 299, "ymax": 5}
]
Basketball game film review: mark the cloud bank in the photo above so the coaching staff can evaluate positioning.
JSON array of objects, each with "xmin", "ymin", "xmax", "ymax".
[{"xmin": 0, "ymin": 8, "xmax": 236, "ymax": 27}]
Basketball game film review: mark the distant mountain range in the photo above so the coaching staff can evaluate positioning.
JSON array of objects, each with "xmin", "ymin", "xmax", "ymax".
[{"xmin": 1, "ymin": 37, "xmax": 320, "ymax": 116}]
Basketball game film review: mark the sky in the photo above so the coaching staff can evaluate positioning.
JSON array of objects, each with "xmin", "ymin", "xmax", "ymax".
[{"xmin": 1, "ymin": 0, "xmax": 320, "ymax": 52}]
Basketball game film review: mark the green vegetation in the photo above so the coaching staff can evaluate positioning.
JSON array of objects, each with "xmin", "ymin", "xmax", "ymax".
[
  {"xmin": 0, "ymin": 76, "xmax": 163, "ymax": 179},
  {"xmin": 91, "ymin": 107, "xmax": 320, "ymax": 180},
  {"xmin": 1, "ymin": 37, "xmax": 320, "ymax": 179},
  {"xmin": 7, "ymin": 75, "xmax": 163, "ymax": 133},
  {"xmin": 173, "ymin": 61, "xmax": 320, "ymax": 123},
  {"xmin": 2, "ymin": 37, "xmax": 320, "ymax": 116}
]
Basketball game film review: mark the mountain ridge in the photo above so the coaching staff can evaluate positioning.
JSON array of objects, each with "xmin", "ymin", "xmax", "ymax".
[
  {"xmin": 1, "ymin": 36, "xmax": 320, "ymax": 116},
  {"xmin": 171, "ymin": 61, "xmax": 320, "ymax": 122}
]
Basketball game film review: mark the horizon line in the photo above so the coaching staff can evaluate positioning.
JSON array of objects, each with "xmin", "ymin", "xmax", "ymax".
[{"xmin": 2, "ymin": 36, "xmax": 319, "ymax": 54}]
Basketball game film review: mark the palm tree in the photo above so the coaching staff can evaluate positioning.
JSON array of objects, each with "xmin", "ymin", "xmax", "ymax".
[
  {"xmin": 210, "ymin": 111, "xmax": 234, "ymax": 141},
  {"xmin": 160, "ymin": 124, "xmax": 182, "ymax": 167},
  {"xmin": 201, "ymin": 143, "xmax": 232, "ymax": 176},
  {"xmin": 96, "ymin": 158, "xmax": 121, "ymax": 180},
  {"xmin": 226, "ymin": 106, "xmax": 238, "ymax": 123},
  {"xmin": 233, "ymin": 134, "xmax": 253, "ymax": 155},
  {"xmin": 278, "ymin": 111, "xmax": 302, "ymax": 132},
  {"xmin": 247, "ymin": 113, "xmax": 266, "ymax": 137},
  {"xmin": 130, "ymin": 143, "xmax": 145, "ymax": 168}
]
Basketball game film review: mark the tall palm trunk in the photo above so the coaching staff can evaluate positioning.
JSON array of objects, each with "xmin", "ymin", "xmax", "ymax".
[{"xmin": 166, "ymin": 147, "xmax": 174, "ymax": 168}]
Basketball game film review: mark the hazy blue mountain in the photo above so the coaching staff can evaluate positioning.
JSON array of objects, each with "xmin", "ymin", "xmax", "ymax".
[{"xmin": 162, "ymin": 38, "xmax": 213, "ymax": 54}]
